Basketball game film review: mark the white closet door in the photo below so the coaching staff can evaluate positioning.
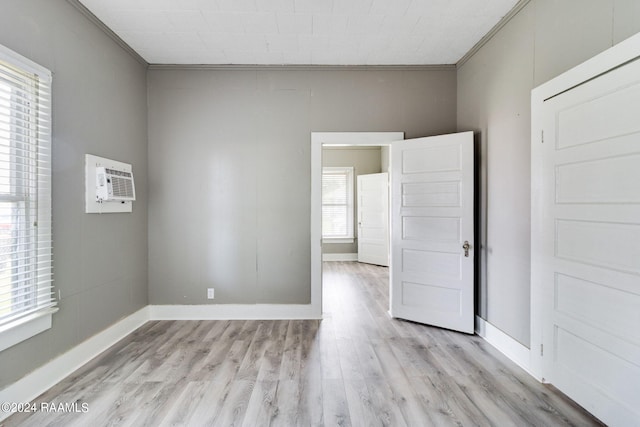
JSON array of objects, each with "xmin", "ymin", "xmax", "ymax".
[{"xmin": 533, "ymin": 43, "xmax": 640, "ymax": 426}]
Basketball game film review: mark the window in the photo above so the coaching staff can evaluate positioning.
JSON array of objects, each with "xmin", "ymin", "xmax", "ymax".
[
  {"xmin": 0, "ymin": 44, "xmax": 54, "ymax": 351},
  {"xmin": 322, "ymin": 167, "xmax": 354, "ymax": 241}
]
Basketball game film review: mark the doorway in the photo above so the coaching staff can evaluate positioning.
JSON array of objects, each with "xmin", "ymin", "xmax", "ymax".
[
  {"xmin": 312, "ymin": 131, "xmax": 475, "ymax": 334},
  {"xmin": 311, "ymin": 132, "xmax": 402, "ymax": 317}
]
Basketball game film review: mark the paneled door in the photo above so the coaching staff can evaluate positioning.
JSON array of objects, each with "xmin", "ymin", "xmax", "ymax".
[
  {"xmin": 390, "ymin": 132, "xmax": 474, "ymax": 333},
  {"xmin": 532, "ymin": 41, "xmax": 640, "ymax": 426},
  {"xmin": 357, "ymin": 173, "xmax": 389, "ymax": 266}
]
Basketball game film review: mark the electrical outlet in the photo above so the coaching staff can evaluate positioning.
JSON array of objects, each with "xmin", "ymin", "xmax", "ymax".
[{"xmin": 207, "ymin": 288, "xmax": 215, "ymax": 299}]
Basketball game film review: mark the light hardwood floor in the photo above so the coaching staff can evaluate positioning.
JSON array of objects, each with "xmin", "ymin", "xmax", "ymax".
[{"xmin": 5, "ymin": 261, "xmax": 602, "ymax": 426}]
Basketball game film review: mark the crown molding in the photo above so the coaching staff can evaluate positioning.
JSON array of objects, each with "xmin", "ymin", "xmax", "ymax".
[
  {"xmin": 456, "ymin": 0, "xmax": 532, "ymax": 68},
  {"xmin": 66, "ymin": 0, "xmax": 148, "ymax": 67},
  {"xmin": 147, "ymin": 64, "xmax": 457, "ymax": 72}
]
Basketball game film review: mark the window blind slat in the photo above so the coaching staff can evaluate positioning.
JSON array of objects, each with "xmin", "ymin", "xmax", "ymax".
[
  {"xmin": 0, "ymin": 64, "xmax": 52, "ymax": 87},
  {"xmin": 0, "ymin": 89, "xmax": 51, "ymax": 121},
  {"xmin": 0, "ymin": 287, "xmax": 55, "ymax": 305},
  {"xmin": 0, "ymin": 281, "xmax": 54, "ymax": 297},
  {"xmin": 0, "ymin": 302, "xmax": 57, "ymax": 327},
  {"xmin": 0, "ymin": 90, "xmax": 52, "ymax": 110},
  {"xmin": 0, "ymin": 102, "xmax": 52, "ymax": 121},
  {"xmin": 0, "ymin": 282, "xmax": 54, "ymax": 299},
  {"xmin": 0, "ymin": 111, "xmax": 52, "ymax": 130},
  {"xmin": 0, "ymin": 284, "xmax": 53, "ymax": 300},
  {"xmin": 0, "ymin": 251, "xmax": 53, "ymax": 270},
  {"xmin": 0, "ymin": 137, "xmax": 52, "ymax": 154},
  {"xmin": 1, "ymin": 300, "xmax": 54, "ymax": 319}
]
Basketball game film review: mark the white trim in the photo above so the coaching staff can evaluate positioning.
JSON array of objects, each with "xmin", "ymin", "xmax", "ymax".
[
  {"xmin": 322, "ymin": 238, "xmax": 354, "ymax": 244},
  {"xmin": 311, "ymin": 132, "xmax": 404, "ymax": 317},
  {"xmin": 0, "ymin": 306, "xmax": 150, "ymax": 422},
  {"xmin": 475, "ymin": 316, "xmax": 538, "ymax": 380},
  {"xmin": 0, "ymin": 44, "xmax": 51, "ymax": 81},
  {"xmin": 322, "ymin": 253, "xmax": 358, "ymax": 262},
  {"xmin": 314, "ymin": 132, "xmax": 404, "ymax": 145},
  {"xmin": 0, "ymin": 309, "xmax": 58, "ymax": 353},
  {"xmin": 149, "ymin": 304, "xmax": 321, "ymax": 320},
  {"xmin": 311, "ymin": 137, "xmax": 323, "ymax": 319}
]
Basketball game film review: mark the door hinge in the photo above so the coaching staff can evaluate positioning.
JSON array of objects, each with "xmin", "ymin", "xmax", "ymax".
[
  {"xmin": 541, "ymin": 130, "xmax": 544, "ymax": 144},
  {"xmin": 540, "ymin": 344, "xmax": 544, "ymax": 356}
]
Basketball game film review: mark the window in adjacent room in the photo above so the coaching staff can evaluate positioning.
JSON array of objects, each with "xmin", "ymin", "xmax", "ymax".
[
  {"xmin": 322, "ymin": 166, "xmax": 354, "ymax": 242},
  {"xmin": 0, "ymin": 44, "xmax": 55, "ymax": 352}
]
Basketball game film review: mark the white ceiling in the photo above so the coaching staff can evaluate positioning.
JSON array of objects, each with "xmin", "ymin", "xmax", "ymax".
[{"xmin": 78, "ymin": 0, "xmax": 519, "ymax": 65}]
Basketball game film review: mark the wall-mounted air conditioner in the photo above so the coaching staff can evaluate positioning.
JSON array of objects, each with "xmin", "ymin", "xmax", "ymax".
[
  {"xmin": 95, "ymin": 166, "xmax": 136, "ymax": 202},
  {"xmin": 85, "ymin": 154, "xmax": 136, "ymax": 213}
]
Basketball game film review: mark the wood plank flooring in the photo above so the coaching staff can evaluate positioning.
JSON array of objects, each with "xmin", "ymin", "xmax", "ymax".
[{"xmin": 4, "ymin": 262, "xmax": 603, "ymax": 426}]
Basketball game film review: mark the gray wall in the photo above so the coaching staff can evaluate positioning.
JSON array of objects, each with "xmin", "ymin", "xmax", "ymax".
[
  {"xmin": 457, "ymin": 0, "xmax": 640, "ymax": 346},
  {"xmin": 322, "ymin": 147, "xmax": 382, "ymax": 255},
  {"xmin": 0, "ymin": 0, "xmax": 148, "ymax": 388},
  {"xmin": 148, "ymin": 68, "xmax": 456, "ymax": 305}
]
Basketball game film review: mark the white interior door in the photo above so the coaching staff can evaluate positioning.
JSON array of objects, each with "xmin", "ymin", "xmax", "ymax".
[
  {"xmin": 357, "ymin": 173, "xmax": 389, "ymax": 266},
  {"xmin": 390, "ymin": 132, "xmax": 474, "ymax": 333},
  {"xmin": 532, "ymin": 48, "xmax": 640, "ymax": 426}
]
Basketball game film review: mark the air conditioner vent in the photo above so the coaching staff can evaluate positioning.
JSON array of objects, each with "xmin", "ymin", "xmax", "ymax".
[
  {"xmin": 95, "ymin": 166, "xmax": 136, "ymax": 202},
  {"xmin": 105, "ymin": 168, "xmax": 132, "ymax": 178},
  {"xmin": 110, "ymin": 175, "xmax": 134, "ymax": 198}
]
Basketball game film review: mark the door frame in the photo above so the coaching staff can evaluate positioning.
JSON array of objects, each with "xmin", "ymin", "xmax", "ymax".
[
  {"xmin": 530, "ymin": 32, "xmax": 640, "ymax": 382},
  {"xmin": 311, "ymin": 132, "xmax": 404, "ymax": 316}
]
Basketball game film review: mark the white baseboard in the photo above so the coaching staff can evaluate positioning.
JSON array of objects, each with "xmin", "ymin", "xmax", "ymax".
[
  {"xmin": 0, "ymin": 306, "xmax": 150, "ymax": 422},
  {"xmin": 322, "ymin": 253, "xmax": 358, "ymax": 261},
  {"xmin": 150, "ymin": 304, "xmax": 321, "ymax": 320},
  {"xmin": 475, "ymin": 315, "xmax": 538, "ymax": 379}
]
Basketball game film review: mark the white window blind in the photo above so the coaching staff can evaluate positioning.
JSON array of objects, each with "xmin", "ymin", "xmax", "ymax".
[
  {"xmin": 0, "ymin": 44, "xmax": 54, "ymax": 333},
  {"xmin": 322, "ymin": 167, "xmax": 354, "ymax": 239}
]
